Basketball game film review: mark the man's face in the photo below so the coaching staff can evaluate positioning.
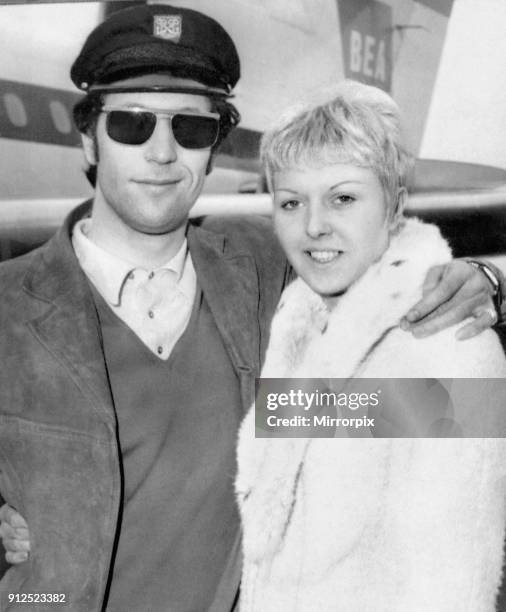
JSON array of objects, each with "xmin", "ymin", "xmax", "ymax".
[{"xmin": 82, "ymin": 90, "xmax": 213, "ymax": 236}]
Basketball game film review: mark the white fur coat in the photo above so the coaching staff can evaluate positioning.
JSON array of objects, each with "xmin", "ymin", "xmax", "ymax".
[{"xmin": 236, "ymin": 218, "xmax": 506, "ymax": 612}]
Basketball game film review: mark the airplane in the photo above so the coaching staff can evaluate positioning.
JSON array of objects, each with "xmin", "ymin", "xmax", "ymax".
[{"xmin": 0, "ymin": 0, "xmax": 505, "ymax": 266}]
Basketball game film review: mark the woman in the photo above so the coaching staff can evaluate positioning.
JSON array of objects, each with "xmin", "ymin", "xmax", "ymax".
[{"xmin": 236, "ymin": 81, "xmax": 506, "ymax": 611}]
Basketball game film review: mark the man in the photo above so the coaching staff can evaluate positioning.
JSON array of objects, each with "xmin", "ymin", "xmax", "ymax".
[{"xmin": 0, "ymin": 4, "xmax": 502, "ymax": 611}]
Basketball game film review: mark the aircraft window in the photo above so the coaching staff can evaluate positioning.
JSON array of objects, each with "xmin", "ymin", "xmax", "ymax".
[
  {"xmin": 49, "ymin": 100, "xmax": 72, "ymax": 134},
  {"xmin": 3, "ymin": 93, "xmax": 28, "ymax": 127}
]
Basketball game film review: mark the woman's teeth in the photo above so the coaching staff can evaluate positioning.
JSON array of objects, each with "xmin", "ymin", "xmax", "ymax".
[{"xmin": 308, "ymin": 250, "xmax": 341, "ymax": 263}]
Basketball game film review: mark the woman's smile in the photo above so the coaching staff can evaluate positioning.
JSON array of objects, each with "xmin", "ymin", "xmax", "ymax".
[{"xmin": 305, "ymin": 249, "xmax": 343, "ymax": 264}]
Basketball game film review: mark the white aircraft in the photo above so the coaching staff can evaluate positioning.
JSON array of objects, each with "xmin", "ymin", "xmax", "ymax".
[{"xmin": 0, "ymin": 0, "xmax": 505, "ymax": 265}]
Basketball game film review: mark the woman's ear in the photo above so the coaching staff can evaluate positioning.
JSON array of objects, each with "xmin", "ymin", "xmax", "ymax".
[
  {"xmin": 388, "ymin": 187, "xmax": 407, "ymax": 233},
  {"xmin": 392, "ymin": 187, "xmax": 407, "ymax": 223},
  {"xmin": 395, "ymin": 187, "xmax": 407, "ymax": 217}
]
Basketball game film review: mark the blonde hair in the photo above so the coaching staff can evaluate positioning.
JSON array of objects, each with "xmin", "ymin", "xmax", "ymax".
[{"xmin": 261, "ymin": 80, "xmax": 412, "ymax": 211}]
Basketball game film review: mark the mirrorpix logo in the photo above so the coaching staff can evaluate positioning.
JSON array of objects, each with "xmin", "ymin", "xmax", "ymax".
[{"xmin": 153, "ymin": 14, "xmax": 182, "ymax": 42}]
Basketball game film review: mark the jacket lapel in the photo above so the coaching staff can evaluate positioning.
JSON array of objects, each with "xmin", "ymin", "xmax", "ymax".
[
  {"xmin": 188, "ymin": 222, "xmax": 260, "ymax": 413},
  {"xmin": 22, "ymin": 203, "xmax": 116, "ymax": 428}
]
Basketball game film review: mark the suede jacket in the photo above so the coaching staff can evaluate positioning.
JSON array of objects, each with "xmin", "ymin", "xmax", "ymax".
[{"xmin": 0, "ymin": 203, "xmax": 289, "ymax": 612}]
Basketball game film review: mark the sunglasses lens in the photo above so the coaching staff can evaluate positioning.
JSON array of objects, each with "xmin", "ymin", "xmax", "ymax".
[
  {"xmin": 172, "ymin": 114, "xmax": 219, "ymax": 149},
  {"xmin": 106, "ymin": 111, "xmax": 156, "ymax": 145}
]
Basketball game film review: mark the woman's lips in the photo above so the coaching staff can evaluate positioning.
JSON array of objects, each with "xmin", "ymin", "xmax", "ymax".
[{"xmin": 305, "ymin": 250, "xmax": 343, "ymax": 263}]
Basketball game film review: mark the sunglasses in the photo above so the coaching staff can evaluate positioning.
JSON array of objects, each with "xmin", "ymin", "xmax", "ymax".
[{"xmin": 100, "ymin": 106, "xmax": 220, "ymax": 149}]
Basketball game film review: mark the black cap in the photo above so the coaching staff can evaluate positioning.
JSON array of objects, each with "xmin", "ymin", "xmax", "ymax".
[{"xmin": 71, "ymin": 4, "xmax": 240, "ymax": 96}]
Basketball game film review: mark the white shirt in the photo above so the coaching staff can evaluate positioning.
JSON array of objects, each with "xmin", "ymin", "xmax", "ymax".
[{"xmin": 72, "ymin": 218, "xmax": 196, "ymax": 360}]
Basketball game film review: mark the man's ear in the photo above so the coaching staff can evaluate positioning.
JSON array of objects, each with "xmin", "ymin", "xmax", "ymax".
[{"xmin": 81, "ymin": 132, "xmax": 97, "ymax": 166}]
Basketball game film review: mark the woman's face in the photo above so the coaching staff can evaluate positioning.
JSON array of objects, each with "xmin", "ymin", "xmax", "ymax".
[{"xmin": 272, "ymin": 162, "xmax": 394, "ymax": 302}]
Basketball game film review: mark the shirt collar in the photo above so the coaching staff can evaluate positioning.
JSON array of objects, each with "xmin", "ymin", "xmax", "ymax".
[{"xmin": 72, "ymin": 218, "xmax": 192, "ymax": 306}]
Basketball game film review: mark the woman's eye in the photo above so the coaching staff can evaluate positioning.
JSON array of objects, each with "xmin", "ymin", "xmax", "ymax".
[
  {"xmin": 332, "ymin": 194, "xmax": 355, "ymax": 206},
  {"xmin": 280, "ymin": 199, "xmax": 302, "ymax": 210}
]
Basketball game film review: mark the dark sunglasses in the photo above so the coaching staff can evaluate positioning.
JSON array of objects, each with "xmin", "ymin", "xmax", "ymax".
[{"xmin": 101, "ymin": 106, "xmax": 220, "ymax": 149}]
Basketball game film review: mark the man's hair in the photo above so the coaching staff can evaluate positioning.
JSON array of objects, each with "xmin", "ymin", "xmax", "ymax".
[
  {"xmin": 261, "ymin": 80, "xmax": 412, "ymax": 210},
  {"xmin": 73, "ymin": 90, "xmax": 240, "ymax": 186}
]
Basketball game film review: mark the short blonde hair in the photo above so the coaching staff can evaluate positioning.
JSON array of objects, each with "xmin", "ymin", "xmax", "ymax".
[{"xmin": 261, "ymin": 80, "xmax": 412, "ymax": 210}]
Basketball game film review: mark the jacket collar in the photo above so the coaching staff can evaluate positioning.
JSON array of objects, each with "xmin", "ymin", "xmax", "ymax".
[{"xmin": 23, "ymin": 201, "xmax": 93, "ymax": 307}]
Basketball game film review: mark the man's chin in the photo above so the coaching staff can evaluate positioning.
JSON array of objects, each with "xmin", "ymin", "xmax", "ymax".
[{"xmin": 135, "ymin": 215, "xmax": 190, "ymax": 236}]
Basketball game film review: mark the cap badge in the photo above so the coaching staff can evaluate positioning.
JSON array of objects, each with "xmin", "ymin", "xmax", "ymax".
[{"xmin": 153, "ymin": 14, "xmax": 182, "ymax": 42}]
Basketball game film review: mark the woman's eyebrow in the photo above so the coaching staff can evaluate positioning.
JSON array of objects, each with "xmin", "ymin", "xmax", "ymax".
[
  {"xmin": 329, "ymin": 180, "xmax": 363, "ymax": 189},
  {"xmin": 274, "ymin": 187, "xmax": 299, "ymax": 193},
  {"xmin": 275, "ymin": 180, "xmax": 365, "ymax": 193}
]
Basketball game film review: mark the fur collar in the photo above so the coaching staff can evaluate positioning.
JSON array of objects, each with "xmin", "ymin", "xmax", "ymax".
[{"xmin": 237, "ymin": 218, "xmax": 452, "ymax": 562}]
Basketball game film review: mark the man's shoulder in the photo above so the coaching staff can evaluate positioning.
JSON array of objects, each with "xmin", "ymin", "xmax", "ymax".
[
  {"xmin": 193, "ymin": 213, "xmax": 273, "ymax": 238},
  {"xmin": 0, "ymin": 247, "xmax": 42, "ymax": 291},
  {"xmin": 0, "ymin": 221, "xmax": 72, "ymax": 298},
  {"xmin": 191, "ymin": 214, "xmax": 282, "ymax": 258}
]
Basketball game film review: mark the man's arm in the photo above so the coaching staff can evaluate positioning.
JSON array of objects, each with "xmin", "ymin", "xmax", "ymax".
[
  {"xmin": 401, "ymin": 259, "xmax": 503, "ymax": 340},
  {"xmin": 0, "ymin": 504, "xmax": 30, "ymax": 564}
]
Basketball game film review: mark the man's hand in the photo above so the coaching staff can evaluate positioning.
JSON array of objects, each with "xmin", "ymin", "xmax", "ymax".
[
  {"xmin": 0, "ymin": 504, "xmax": 30, "ymax": 564},
  {"xmin": 400, "ymin": 260, "xmax": 497, "ymax": 340}
]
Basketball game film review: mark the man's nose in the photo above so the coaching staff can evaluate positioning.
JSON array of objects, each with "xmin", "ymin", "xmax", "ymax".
[
  {"xmin": 305, "ymin": 204, "xmax": 332, "ymax": 238},
  {"xmin": 144, "ymin": 117, "xmax": 178, "ymax": 164}
]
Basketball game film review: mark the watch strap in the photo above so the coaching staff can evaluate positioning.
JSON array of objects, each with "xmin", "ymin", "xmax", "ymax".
[{"xmin": 467, "ymin": 260, "xmax": 504, "ymax": 323}]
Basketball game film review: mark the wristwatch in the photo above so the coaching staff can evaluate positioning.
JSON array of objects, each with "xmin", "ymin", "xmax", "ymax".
[{"xmin": 467, "ymin": 260, "xmax": 504, "ymax": 323}]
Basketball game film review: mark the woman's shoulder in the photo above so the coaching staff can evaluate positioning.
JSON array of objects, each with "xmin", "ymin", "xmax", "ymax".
[{"xmin": 365, "ymin": 323, "xmax": 506, "ymax": 378}]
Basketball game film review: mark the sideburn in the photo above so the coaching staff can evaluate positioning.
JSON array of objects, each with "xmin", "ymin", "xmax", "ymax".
[{"xmin": 84, "ymin": 134, "xmax": 99, "ymax": 187}]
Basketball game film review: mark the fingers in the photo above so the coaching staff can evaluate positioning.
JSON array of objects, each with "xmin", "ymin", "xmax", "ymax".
[
  {"xmin": 405, "ymin": 264, "xmax": 459, "ymax": 323},
  {"xmin": 404, "ymin": 290, "xmax": 491, "ymax": 338},
  {"xmin": 1, "ymin": 526, "xmax": 30, "ymax": 543},
  {"xmin": 0, "ymin": 503, "xmax": 31, "ymax": 564},
  {"xmin": 456, "ymin": 306, "xmax": 498, "ymax": 341},
  {"xmin": 5, "ymin": 551, "xmax": 29, "ymax": 564},
  {"xmin": 2, "ymin": 536, "xmax": 30, "ymax": 553},
  {"xmin": 407, "ymin": 298, "xmax": 477, "ymax": 338},
  {"xmin": 0, "ymin": 504, "xmax": 28, "ymax": 530},
  {"xmin": 403, "ymin": 260, "xmax": 494, "ymax": 335},
  {"xmin": 1, "ymin": 531, "xmax": 31, "ymax": 564}
]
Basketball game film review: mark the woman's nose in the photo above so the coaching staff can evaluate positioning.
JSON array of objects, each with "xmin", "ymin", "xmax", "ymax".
[
  {"xmin": 144, "ymin": 117, "xmax": 178, "ymax": 164},
  {"xmin": 305, "ymin": 205, "xmax": 332, "ymax": 238}
]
